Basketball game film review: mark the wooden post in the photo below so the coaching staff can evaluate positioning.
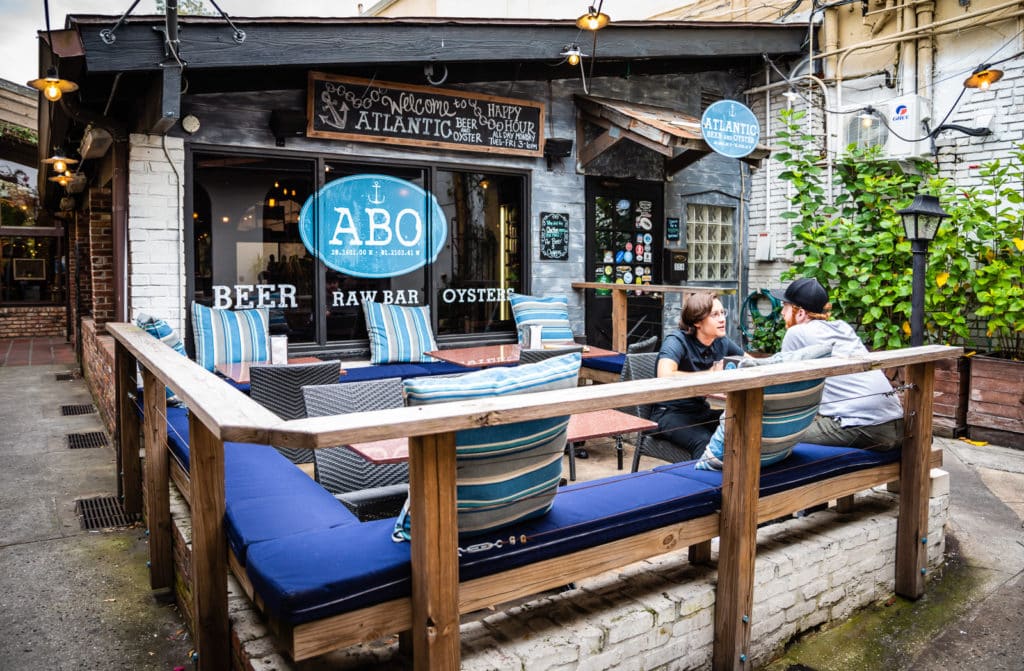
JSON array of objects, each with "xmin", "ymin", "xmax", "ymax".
[
  {"xmin": 611, "ymin": 289, "xmax": 628, "ymax": 353},
  {"xmin": 713, "ymin": 388, "xmax": 763, "ymax": 670},
  {"xmin": 188, "ymin": 415, "xmax": 229, "ymax": 671},
  {"xmin": 895, "ymin": 361, "xmax": 935, "ymax": 598},
  {"xmin": 142, "ymin": 369, "xmax": 173, "ymax": 590},
  {"xmin": 115, "ymin": 341, "xmax": 142, "ymax": 516},
  {"xmin": 688, "ymin": 540, "xmax": 712, "ymax": 565},
  {"xmin": 409, "ymin": 432, "xmax": 460, "ymax": 671}
]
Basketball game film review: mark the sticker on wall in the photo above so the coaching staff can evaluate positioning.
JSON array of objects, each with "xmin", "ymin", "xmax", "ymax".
[
  {"xmin": 603, "ymin": 250, "xmax": 614, "ymax": 263},
  {"xmin": 298, "ymin": 174, "xmax": 447, "ymax": 278}
]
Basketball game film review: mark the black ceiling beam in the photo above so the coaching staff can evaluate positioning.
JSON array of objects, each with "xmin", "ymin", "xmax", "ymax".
[{"xmin": 69, "ymin": 16, "xmax": 805, "ymax": 74}]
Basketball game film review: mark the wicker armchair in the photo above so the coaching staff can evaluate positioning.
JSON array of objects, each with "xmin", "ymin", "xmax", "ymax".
[
  {"xmin": 627, "ymin": 335, "xmax": 659, "ymax": 354},
  {"xmin": 302, "ymin": 378, "xmax": 409, "ymax": 520},
  {"xmin": 518, "ymin": 345, "xmax": 584, "ymax": 365},
  {"xmin": 248, "ymin": 361, "xmax": 342, "ymax": 464},
  {"xmin": 623, "ymin": 352, "xmax": 693, "ymax": 471}
]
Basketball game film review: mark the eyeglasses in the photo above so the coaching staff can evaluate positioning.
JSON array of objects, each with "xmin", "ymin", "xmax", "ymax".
[{"xmin": 709, "ymin": 310, "xmax": 728, "ymax": 318}]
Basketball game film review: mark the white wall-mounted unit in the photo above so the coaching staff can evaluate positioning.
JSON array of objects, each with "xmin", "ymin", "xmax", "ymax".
[{"xmin": 838, "ymin": 95, "xmax": 932, "ymax": 159}]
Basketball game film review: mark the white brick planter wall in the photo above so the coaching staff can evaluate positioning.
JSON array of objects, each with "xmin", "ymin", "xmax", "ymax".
[{"xmin": 172, "ymin": 482, "xmax": 947, "ymax": 670}]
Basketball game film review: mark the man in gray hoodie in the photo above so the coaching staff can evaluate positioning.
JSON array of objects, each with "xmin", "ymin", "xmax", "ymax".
[{"xmin": 771, "ymin": 278, "xmax": 905, "ymax": 451}]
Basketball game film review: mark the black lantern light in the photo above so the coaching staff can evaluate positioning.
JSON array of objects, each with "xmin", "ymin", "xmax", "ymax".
[{"xmin": 897, "ymin": 194, "xmax": 950, "ymax": 347}]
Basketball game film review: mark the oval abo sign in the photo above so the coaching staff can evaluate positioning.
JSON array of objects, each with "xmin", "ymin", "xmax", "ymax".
[
  {"xmin": 700, "ymin": 100, "xmax": 760, "ymax": 159},
  {"xmin": 299, "ymin": 174, "xmax": 448, "ymax": 278}
]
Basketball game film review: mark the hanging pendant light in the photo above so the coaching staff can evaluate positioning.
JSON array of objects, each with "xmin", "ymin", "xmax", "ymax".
[
  {"xmin": 26, "ymin": 0, "xmax": 78, "ymax": 102},
  {"xmin": 963, "ymin": 64, "xmax": 1004, "ymax": 91},
  {"xmin": 28, "ymin": 66, "xmax": 78, "ymax": 102},
  {"xmin": 42, "ymin": 149, "xmax": 78, "ymax": 175},
  {"xmin": 576, "ymin": 2, "xmax": 610, "ymax": 31}
]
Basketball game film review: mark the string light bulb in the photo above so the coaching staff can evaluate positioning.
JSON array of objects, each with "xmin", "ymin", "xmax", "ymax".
[
  {"xmin": 576, "ymin": 3, "xmax": 610, "ymax": 30},
  {"xmin": 964, "ymin": 65, "xmax": 1004, "ymax": 91},
  {"xmin": 561, "ymin": 44, "xmax": 584, "ymax": 67}
]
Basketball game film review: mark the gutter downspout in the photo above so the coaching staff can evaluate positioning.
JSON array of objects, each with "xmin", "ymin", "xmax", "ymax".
[{"xmin": 916, "ymin": 0, "xmax": 936, "ymax": 100}]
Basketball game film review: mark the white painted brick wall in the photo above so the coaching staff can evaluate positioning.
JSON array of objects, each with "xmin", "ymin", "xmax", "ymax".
[{"xmin": 128, "ymin": 133, "xmax": 186, "ymax": 334}]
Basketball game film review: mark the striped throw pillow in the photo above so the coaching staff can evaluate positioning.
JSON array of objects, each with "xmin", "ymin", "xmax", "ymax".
[
  {"xmin": 695, "ymin": 344, "xmax": 831, "ymax": 471},
  {"xmin": 394, "ymin": 352, "xmax": 582, "ymax": 540},
  {"xmin": 509, "ymin": 292, "xmax": 575, "ymax": 345},
  {"xmin": 363, "ymin": 302, "xmax": 438, "ymax": 364},
  {"xmin": 135, "ymin": 312, "xmax": 187, "ymax": 402},
  {"xmin": 191, "ymin": 303, "xmax": 270, "ymax": 372}
]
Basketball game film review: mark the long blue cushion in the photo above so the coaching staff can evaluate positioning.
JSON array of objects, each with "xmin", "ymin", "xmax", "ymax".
[
  {"xmin": 338, "ymin": 361, "xmax": 471, "ymax": 383},
  {"xmin": 656, "ymin": 442, "xmax": 899, "ymax": 499},
  {"xmin": 163, "ymin": 406, "xmax": 358, "ymax": 562},
  {"xmin": 581, "ymin": 354, "xmax": 626, "ymax": 374},
  {"xmin": 244, "ymin": 470, "xmax": 719, "ymax": 624}
]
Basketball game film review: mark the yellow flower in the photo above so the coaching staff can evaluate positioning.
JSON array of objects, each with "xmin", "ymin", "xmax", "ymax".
[
  {"xmin": 1014, "ymin": 238, "xmax": 1024, "ymax": 252},
  {"xmin": 902, "ymin": 321, "xmax": 912, "ymax": 336},
  {"xmin": 936, "ymin": 271, "xmax": 949, "ymax": 287}
]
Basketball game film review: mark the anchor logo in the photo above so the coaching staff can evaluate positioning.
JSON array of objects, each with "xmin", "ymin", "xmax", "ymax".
[{"xmin": 368, "ymin": 181, "xmax": 386, "ymax": 205}]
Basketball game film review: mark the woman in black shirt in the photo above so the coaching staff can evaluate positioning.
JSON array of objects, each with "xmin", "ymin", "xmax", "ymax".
[{"xmin": 652, "ymin": 292, "xmax": 743, "ymax": 459}]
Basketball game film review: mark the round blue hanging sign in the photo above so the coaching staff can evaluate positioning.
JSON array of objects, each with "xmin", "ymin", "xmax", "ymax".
[
  {"xmin": 299, "ymin": 174, "xmax": 448, "ymax": 278},
  {"xmin": 700, "ymin": 100, "xmax": 760, "ymax": 159}
]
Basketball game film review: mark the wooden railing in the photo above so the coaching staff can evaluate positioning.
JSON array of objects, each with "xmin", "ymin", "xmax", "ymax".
[{"xmin": 107, "ymin": 322, "xmax": 960, "ymax": 671}]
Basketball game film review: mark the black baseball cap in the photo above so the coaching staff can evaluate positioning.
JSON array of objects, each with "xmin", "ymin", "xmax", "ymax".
[{"xmin": 770, "ymin": 277, "xmax": 829, "ymax": 313}]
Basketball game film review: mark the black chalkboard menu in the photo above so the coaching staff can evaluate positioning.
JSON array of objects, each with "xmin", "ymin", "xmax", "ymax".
[
  {"xmin": 307, "ymin": 72, "xmax": 544, "ymax": 157},
  {"xmin": 540, "ymin": 212, "xmax": 570, "ymax": 261}
]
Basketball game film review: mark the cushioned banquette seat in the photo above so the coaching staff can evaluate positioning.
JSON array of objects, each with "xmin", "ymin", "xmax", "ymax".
[{"xmin": 152, "ymin": 398, "xmax": 899, "ymax": 627}]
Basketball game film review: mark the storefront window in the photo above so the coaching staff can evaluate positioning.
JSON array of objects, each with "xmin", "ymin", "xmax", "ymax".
[
  {"xmin": 1, "ymin": 234, "xmax": 64, "ymax": 304},
  {"xmin": 191, "ymin": 153, "xmax": 526, "ymax": 348},
  {"xmin": 192, "ymin": 154, "xmax": 316, "ymax": 342}
]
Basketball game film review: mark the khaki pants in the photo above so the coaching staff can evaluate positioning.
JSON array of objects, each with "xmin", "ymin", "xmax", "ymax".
[{"xmin": 800, "ymin": 415, "xmax": 904, "ymax": 451}]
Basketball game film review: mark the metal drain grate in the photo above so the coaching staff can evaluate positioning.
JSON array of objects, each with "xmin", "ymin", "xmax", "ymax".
[
  {"xmin": 75, "ymin": 496, "xmax": 138, "ymax": 530},
  {"xmin": 68, "ymin": 431, "xmax": 108, "ymax": 449},
  {"xmin": 61, "ymin": 403, "xmax": 96, "ymax": 416},
  {"xmin": 55, "ymin": 371, "xmax": 80, "ymax": 381}
]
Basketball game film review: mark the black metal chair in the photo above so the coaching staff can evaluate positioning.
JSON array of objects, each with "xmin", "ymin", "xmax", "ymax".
[
  {"xmin": 518, "ymin": 345, "xmax": 584, "ymax": 365},
  {"xmin": 624, "ymin": 352, "xmax": 693, "ymax": 472},
  {"xmin": 248, "ymin": 361, "xmax": 342, "ymax": 464},
  {"xmin": 302, "ymin": 378, "xmax": 409, "ymax": 520},
  {"xmin": 627, "ymin": 335, "xmax": 659, "ymax": 354}
]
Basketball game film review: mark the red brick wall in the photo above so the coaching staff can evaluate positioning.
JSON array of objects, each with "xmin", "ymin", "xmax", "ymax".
[
  {"xmin": 81, "ymin": 317, "xmax": 117, "ymax": 437},
  {"xmin": 88, "ymin": 188, "xmax": 114, "ymax": 327},
  {"xmin": 0, "ymin": 305, "xmax": 65, "ymax": 338}
]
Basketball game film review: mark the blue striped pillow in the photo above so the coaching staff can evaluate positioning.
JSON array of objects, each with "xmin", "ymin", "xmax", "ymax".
[
  {"xmin": 394, "ymin": 352, "xmax": 582, "ymax": 539},
  {"xmin": 695, "ymin": 344, "xmax": 831, "ymax": 471},
  {"xmin": 363, "ymin": 302, "xmax": 438, "ymax": 364},
  {"xmin": 191, "ymin": 303, "xmax": 270, "ymax": 372},
  {"xmin": 509, "ymin": 292, "xmax": 575, "ymax": 345},
  {"xmin": 135, "ymin": 312, "xmax": 187, "ymax": 402}
]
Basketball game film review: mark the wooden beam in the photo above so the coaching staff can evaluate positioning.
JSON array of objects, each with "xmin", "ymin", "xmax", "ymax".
[
  {"xmin": 409, "ymin": 432, "xmax": 460, "ymax": 671},
  {"xmin": 578, "ymin": 126, "xmax": 624, "ymax": 167},
  {"xmin": 73, "ymin": 20, "xmax": 806, "ymax": 73},
  {"xmin": 895, "ymin": 361, "xmax": 936, "ymax": 598},
  {"xmin": 139, "ymin": 67, "xmax": 181, "ymax": 134},
  {"xmin": 582, "ymin": 113, "xmax": 674, "ymax": 157},
  {"xmin": 713, "ymin": 387, "xmax": 763, "ymax": 670},
  {"xmin": 115, "ymin": 342, "xmax": 142, "ymax": 516},
  {"xmin": 665, "ymin": 150, "xmax": 706, "ymax": 174},
  {"xmin": 142, "ymin": 369, "xmax": 173, "ymax": 590},
  {"xmin": 188, "ymin": 415, "xmax": 229, "ymax": 671}
]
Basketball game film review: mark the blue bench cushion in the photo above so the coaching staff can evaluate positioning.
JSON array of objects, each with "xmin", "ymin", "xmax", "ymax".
[
  {"xmin": 339, "ymin": 361, "xmax": 471, "ymax": 383},
  {"xmin": 657, "ymin": 442, "xmax": 900, "ymax": 499},
  {"xmin": 581, "ymin": 354, "xmax": 626, "ymax": 374},
  {"xmin": 163, "ymin": 406, "xmax": 358, "ymax": 562},
  {"xmin": 244, "ymin": 470, "xmax": 719, "ymax": 624}
]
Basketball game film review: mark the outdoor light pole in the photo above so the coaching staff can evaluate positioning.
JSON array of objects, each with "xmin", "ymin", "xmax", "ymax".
[{"xmin": 898, "ymin": 194, "xmax": 950, "ymax": 347}]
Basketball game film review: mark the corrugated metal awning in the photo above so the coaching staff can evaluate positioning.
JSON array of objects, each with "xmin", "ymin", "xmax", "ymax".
[{"xmin": 574, "ymin": 94, "xmax": 770, "ymax": 173}]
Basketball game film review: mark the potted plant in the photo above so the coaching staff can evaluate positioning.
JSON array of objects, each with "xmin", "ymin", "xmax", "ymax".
[{"xmin": 957, "ymin": 146, "xmax": 1024, "ymax": 444}]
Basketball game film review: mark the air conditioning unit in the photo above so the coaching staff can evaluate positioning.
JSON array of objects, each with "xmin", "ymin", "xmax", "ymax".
[{"xmin": 839, "ymin": 95, "xmax": 931, "ymax": 159}]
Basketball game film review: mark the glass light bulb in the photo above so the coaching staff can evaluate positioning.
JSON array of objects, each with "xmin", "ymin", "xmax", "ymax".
[
  {"xmin": 43, "ymin": 82, "xmax": 62, "ymax": 101},
  {"xmin": 53, "ymin": 159, "xmax": 67, "ymax": 173},
  {"xmin": 568, "ymin": 53, "xmax": 580, "ymax": 66},
  {"xmin": 979, "ymin": 79, "xmax": 990, "ymax": 91}
]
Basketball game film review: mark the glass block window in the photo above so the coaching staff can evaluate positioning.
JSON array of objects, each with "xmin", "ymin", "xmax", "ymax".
[{"xmin": 686, "ymin": 204, "xmax": 735, "ymax": 281}]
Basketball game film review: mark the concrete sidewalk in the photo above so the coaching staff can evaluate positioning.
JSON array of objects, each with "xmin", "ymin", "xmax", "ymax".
[{"xmin": 0, "ymin": 362, "xmax": 194, "ymax": 671}]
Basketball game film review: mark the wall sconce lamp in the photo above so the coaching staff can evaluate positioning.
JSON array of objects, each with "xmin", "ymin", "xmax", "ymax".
[
  {"xmin": 28, "ymin": 66, "xmax": 79, "ymax": 102},
  {"xmin": 576, "ymin": 2, "xmax": 610, "ymax": 31},
  {"xmin": 561, "ymin": 44, "xmax": 585, "ymax": 67},
  {"xmin": 43, "ymin": 150, "xmax": 78, "ymax": 175},
  {"xmin": 963, "ymin": 64, "xmax": 1003, "ymax": 91}
]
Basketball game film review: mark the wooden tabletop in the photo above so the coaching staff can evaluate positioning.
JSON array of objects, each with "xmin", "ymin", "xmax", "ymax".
[
  {"xmin": 214, "ymin": 357, "xmax": 334, "ymax": 384},
  {"xmin": 427, "ymin": 343, "xmax": 620, "ymax": 368},
  {"xmin": 344, "ymin": 408, "xmax": 655, "ymax": 464}
]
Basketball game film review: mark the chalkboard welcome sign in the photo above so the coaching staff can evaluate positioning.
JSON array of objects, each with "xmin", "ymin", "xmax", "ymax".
[{"xmin": 308, "ymin": 72, "xmax": 544, "ymax": 157}]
